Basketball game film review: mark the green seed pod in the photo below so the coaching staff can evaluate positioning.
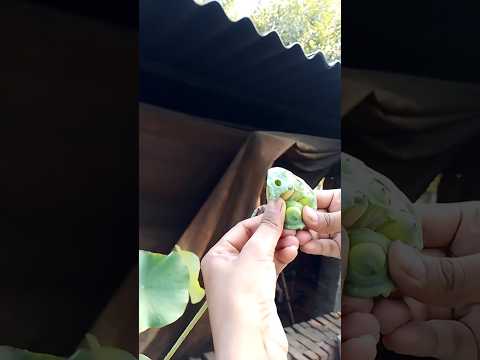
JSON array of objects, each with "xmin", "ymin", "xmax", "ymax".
[
  {"xmin": 344, "ymin": 228, "xmax": 395, "ymax": 298},
  {"xmin": 342, "ymin": 189, "xmax": 368, "ymax": 228},
  {"xmin": 266, "ymin": 167, "xmax": 317, "ymax": 230},
  {"xmin": 377, "ymin": 207, "xmax": 423, "ymax": 249},
  {"xmin": 342, "ymin": 153, "xmax": 423, "ymax": 298}
]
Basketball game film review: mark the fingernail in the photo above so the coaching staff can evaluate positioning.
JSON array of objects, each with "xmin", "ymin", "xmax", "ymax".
[
  {"xmin": 392, "ymin": 240, "xmax": 426, "ymax": 286},
  {"xmin": 303, "ymin": 206, "xmax": 317, "ymax": 224}
]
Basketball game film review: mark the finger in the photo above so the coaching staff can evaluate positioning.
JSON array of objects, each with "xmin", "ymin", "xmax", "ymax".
[
  {"xmin": 296, "ymin": 230, "xmax": 313, "ymax": 245},
  {"xmin": 276, "ymin": 235, "xmax": 299, "ymax": 250},
  {"xmin": 458, "ymin": 304, "xmax": 480, "ymax": 357},
  {"xmin": 342, "ymin": 312, "xmax": 380, "ymax": 341},
  {"xmin": 403, "ymin": 297, "xmax": 428, "ymax": 322},
  {"xmin": 418, "ymin": 202, "xmax": 480, "ymax": 256},
  {"xmin": 382, "ymin": 320, "xmax": 477, "ymax": 360},
  {"xmin": 316, "ymin": 189, "xmax": 341, "ymax": 212},
  {"xmin": 342, "ymin": 335, "xmax": 377, "ymax": 360},
  {"xmin": 423, "ymin": 248, "xmax": 447, "ymax": 257},
  {"xmin": 300, "ymin": 235, "xmax": 341, "ymax": 258},
  {"xmin": 214, "ymin": 215, "xmax": 262, "ymax": 254},
  {"xmin": 275, "ymin": 245, "xmax": 299, "ymax": 274},
  {"xmin": 415, "ymin": 203, "xmax": 461, "ymax": 248},
  {"xmin": 403, "ymin": 296, "xmax": 452, "ymax": 321},
  {"xmin": 296, "ymin": 229, "xmax": 325, "ymax": 243},
  {"xmin": 242, "ymin": 198, "xmax": 285, "ymax": 259},
  {"xmin": 374, "ymin": 297, "xmax": 453, "ymax": 335},
  {"xmin": 341, "ymin": 227, "xmax": 350, "ymax": 288},
  {"xmin": 282, "ymin": 229, "xmax": 297, "ymax": 237},
  {"xmin": 389, "ymin": 240, "xmax": 480, "ymax": 306},
  {"xmin": 373, "ymin": 299, "xmax": 412, "ymax": 335},
  {"xmin": 276, "ymin": 236, "xmax": 299, "ymax": 274},
  {"xmin": 451, "ymin": 202, "xmax": 480, "ymax": 256},
  {"xmin": 303, "ymin": 206, "xmax": 341, "ymax": 235},
  {"xmin": 342, "ymin": 295, "xmax": 374, "ymax": 315}
]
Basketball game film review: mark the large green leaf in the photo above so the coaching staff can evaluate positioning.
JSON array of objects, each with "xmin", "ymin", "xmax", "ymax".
[
  {"xmin": 0, "ymin": 335, "xmax": 137, "ymax": 360},
  {"xmin": 68, "ymin": 334, "xmax": 136, "ymax": 360},
  {"xmin": 0, "ymin": 347, "xmax": 64, "ymax": 360},
  {"xmin": 139, "ymin": 250, "xmax": 190, "ymax": 332},
  {"xmin": 94, "ymin": 347, "xmax": 136, "ymax": 360},
  {"xmin": 68, "ymin": 348, "xmax": 136, "ymax": 360},
  {"xmin": 175, "ymin": 246, "xmax": 205, "ymax": 304}
]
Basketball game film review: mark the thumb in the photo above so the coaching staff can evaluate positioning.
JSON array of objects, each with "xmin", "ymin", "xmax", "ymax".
[
  {"xmin": 389, "ymin": 240, "xmax": 480, "ymax": 306},
  {"xmin": 242, "ymin": 198, "xmax": 285, "ymax": 259}
]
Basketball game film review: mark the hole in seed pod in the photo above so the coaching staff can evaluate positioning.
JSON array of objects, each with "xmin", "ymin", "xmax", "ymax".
[{"xmin": 275, "ymin": 179, "xmax": 282, "ymax": 186}]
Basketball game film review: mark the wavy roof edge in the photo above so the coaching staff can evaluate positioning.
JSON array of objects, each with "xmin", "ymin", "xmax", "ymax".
[{"xmin": 193, "ymin": 0, "xmax": 340, "ymax": 68}]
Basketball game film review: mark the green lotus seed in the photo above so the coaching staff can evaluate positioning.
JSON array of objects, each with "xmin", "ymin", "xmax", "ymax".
[
  {"xmin": 266, "ymin": 167, "xmax": 317, "ymax": 230},
  {"xmin": 286, "ymin": 206, "xmax": 302, "ymax": 225}
]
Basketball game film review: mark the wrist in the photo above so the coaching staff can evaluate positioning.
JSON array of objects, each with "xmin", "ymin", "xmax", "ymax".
[{"xmin": 208, "ymin": 296, "xmax": 268, "ymax": 360}]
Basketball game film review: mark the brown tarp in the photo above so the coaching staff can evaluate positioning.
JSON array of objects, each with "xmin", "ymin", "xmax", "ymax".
[
  {"xmin": 138, "ymin": 103, "xmax": 340, "ymax": 358},
  {"xmin": 342, "ymin": 68, "xmax": 480, "ymax": 201}
]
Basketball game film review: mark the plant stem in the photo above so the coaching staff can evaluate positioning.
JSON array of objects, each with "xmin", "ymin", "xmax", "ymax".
[{"xmin": 163, "ymin": 300, "xmax": 208, "ymax": 360}]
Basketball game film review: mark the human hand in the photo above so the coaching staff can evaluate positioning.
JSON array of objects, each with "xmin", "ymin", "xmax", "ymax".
[
  {"xmin": 201, "ymin": 198, "xmax": 299, "ymax": 360},
  {"xmin": 341, "ymin": 227, "xmax": 381, "ymax": 360},
  {"xmin": 251, "ymin": 189, "xmax": 341, "ymax": 257},
  {"xmin": 373, "ymin": 202, "xmax": 480, "ymax": 359},
  {"xmin": 295, "ymin": 189, "xmax": 341, "ymax": 258}
]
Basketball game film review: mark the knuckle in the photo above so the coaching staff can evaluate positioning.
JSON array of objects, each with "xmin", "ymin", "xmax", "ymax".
[
  {"xmin": 200, "ymin": 253, "xmax": 214, "ymax": 272},
  {"xmin": 333, "ymin": 189, "xmax": 341, "ymax": 207},
  {"xmin": 261, "ymin": 215, "xmax": 281, "ymax": 231},
  {"xmin": 437, "ymin": 258, "xmax": 466, "ymax": 295},
  {"xmin": 200, "ymin": 255, "xmax": 209, "ymax": 271},
  {"xmin": 321, "ymin": 212, "xmax": 332, "ymax": 228}
]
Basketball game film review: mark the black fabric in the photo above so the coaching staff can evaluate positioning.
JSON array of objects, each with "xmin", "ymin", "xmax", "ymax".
[
  {"xmin": 26, "ymin": 0, "xmax": 138, "ymax": 28},
  {"xmin": 342, "ymin": 68, "xmax": 480, "ymax": 201},
  {"xmin": 2, "ymin": 3, "xmax": 138, "ymax": 355},
  {"xmin": 343, "ymin": 0, "xmax": 480, "ymax": 83}
]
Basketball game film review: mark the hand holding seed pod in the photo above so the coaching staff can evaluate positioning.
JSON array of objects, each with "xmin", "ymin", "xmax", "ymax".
[
  {"xmin": 266, "ymin": 167, "xmax": 317, "ymax": 230},
  {"xmin": 342, "ymin": 153, "xmax": 423, "ymax": 298}
]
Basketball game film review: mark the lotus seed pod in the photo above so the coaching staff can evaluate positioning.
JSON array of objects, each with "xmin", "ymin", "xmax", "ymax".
[
  {"xmin": 266, "ymin": 167, "xmax": 317, "ymax": 230},
  {"xmin": 342, "ymin": 189, "xmax": 368, "ymax": 228},
  {"xmin": 377, "ymin": 207, "xmax": 423, "ymax": 249},
  {"xmin": 345, "ymin": 228, "xmax": 395, "ymax": 298},
  {"xmin": 342, "ymin": 153, "xmax": 423, "ymax": 298}
]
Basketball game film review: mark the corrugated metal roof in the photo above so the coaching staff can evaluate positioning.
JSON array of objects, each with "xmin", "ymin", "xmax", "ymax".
[{"xmin": 140, "ymin": 0, "xmax": 340, "ymax": 138}]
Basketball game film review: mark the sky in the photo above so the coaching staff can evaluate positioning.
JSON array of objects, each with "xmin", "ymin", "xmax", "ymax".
[{"xmin": 233, "ymin": 0, "xmax": 260, "ymax": 18}]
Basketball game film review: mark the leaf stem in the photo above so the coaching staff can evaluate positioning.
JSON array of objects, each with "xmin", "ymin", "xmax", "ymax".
[{"xmin": 163, "ymin": 300, "xmax": 208, "ymax": 360}]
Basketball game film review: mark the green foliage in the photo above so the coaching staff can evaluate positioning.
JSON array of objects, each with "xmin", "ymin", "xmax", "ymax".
[
  {"xmin": 0, "ymin": 347, "xmax": 64, "ymax": 360},
  {"xmin": 139, "ymin": 247, "xmax": 205, "ymax": 333},
  {"xmin": 176, "ymin": 246, "xmax": 205, "ymax": 304},
  {"xmin": 68, "ymin": 335, "xmax": 136, "ymax": 360},
  {"xmin": 1, "ymin": 246, "xmax": 205, "ymax": 360},
  {"xmin": 0, "ymin": 335, "xmax": 136, "ymax": 360},
  {"xmin": 195, "ymin": 0, "xmax": 340, "ymax": 63}
]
